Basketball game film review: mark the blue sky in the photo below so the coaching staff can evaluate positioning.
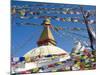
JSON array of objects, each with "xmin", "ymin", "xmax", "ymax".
[{"xmin": 11, "ymin": 1, "xmax": 96, "ymax": 57}]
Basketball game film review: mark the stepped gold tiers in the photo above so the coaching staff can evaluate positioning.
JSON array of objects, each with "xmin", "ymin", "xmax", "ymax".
[{"xmin": 37, "ymin": 19, "xmax": 56, "ymax": 46}]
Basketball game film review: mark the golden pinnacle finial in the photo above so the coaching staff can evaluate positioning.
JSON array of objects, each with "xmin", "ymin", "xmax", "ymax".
[
  {"xmin": 37, "ymin": 19, "xmax": 56, "ymax": 46},
  {"xmin": 42, "ymin": 18, "xmax": 51, "ymax": 25}
]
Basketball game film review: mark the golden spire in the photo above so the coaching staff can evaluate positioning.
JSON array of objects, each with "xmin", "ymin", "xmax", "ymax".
[{"xmin": 37, "ymin": 19, "xmax": 56, "ymax": 46}]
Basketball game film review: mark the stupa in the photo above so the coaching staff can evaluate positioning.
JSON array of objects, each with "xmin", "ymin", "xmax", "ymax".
[
  {"xmin": 12, "ymin": 19, "xmax": 71, "ymax": 73},
  {"xmin": 24, "ymin": 19, "xmax": 70, "ymax": 58}
]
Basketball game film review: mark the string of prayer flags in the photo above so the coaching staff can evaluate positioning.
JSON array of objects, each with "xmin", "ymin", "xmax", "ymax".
[
  {"xmin": 82, "ymin": 20, "xmax": 96, "ymax": 25},
  {"xmin": 11, "ymin": 8, "xmax": 17, "ymax": 15},
  {"xmin": 70, "ymin": 42, "xmax": 96, "ymax": 70},
  {"xmin": 11, "ymin": 49, "xmax": 96, "ymax": 73},
  {"xmin": 12, "ymin": 57, "xmax": 19, "ymax": 62},
  {"xmin": 18, "ymin": 9, "xmax": 27, "ymax": 18},
  {"xmin": 12, "ymin": 57, "xmax": 25, "ymax": 63},
  {"xmin": 13, "ymin": 10, "xmax": 95, "ymax": 25},
  {"xmin": 11, "ymin": 61, "xmax": 25, "ymax": 70},
  {"xmin": 16, "ymin": 22, "xmax": 41, "ymax": 27},
  {"xmin": 84, "ymin": 10, "xmax": 96, "ymax": 18},
  {"xmin": 11, "ymin": 6, "xmax": 96, "ymax": 16},
  {"xmin": 87, "ymin": 20, "xmax": 96, "ymax": 25},
  {"xmin": 72, "ymin": 64, "xmax": 80, "ymax": 71},
  {"xmin": 40, "ymin": 60, "xmax": 73, "ymax": 72},
  {"xmin": 17, "ymin": 70, "xmax": 32, "ymax": 74},
  {"xmin": 16, "ymin": 62, "xmax": 25, "ymax": 68},
  {"xmin": 32, "ymin": 67, "xmax": 40, "ymax": 73},
  {"xmin": 54, "ymin": 26, "xmax": 64, "ymax": 32},
  {"xmin": 69, "ymin": 27, "xmax": 83, "ymax": 31},
  {"xmin": 19, "ymin": 57, "xmax": 25, "ymax": 62}
]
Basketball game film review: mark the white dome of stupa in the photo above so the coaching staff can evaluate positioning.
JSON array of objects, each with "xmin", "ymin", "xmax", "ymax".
[{"xmin": 24, "ymin": 45, "xmax": 70, "ymax": 58}]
